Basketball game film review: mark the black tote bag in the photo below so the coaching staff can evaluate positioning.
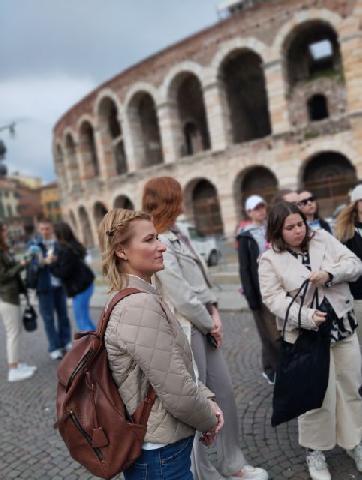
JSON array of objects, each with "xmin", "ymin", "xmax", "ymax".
[
  {"xmin": 22, "ymin": 293, "xmax": 37, "ymax": 332},
  {"xmin": 271, "ymin": 280, "xmax": 331, "ymax": 427}
]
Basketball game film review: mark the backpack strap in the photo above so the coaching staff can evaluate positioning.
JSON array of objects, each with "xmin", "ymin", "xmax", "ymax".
[
  {"xmin": 98, "ymin": 287, "xmax": 157, "ymax": 423},
  {"xmin": 97, "ymin": 288, "xmax": 142, "ymax": 339}
]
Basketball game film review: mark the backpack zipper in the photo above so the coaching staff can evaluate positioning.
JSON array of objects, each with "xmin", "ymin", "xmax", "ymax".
[
  {"xmin": 69, "ymin": 411, "xmax": 103, "ymax": 461},
  {"xmin": 66, "ymin": 349, "xmax": 94, "ymax": 391}
]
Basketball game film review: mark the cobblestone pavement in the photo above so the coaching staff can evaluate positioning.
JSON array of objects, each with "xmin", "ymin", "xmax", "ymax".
[{"xmin": 1, "ymin": 308, "xmax": 361, "ymax": 480}]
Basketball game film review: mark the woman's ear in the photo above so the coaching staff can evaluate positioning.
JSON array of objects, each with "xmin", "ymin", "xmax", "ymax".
[{"xmin": 115, "ymin": 249, "xmax": 128, "ymax": 261}]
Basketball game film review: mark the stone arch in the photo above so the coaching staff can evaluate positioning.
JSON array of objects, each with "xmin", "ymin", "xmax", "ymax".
[
  {"xmin": 113, "ymin": 195, "xmax": 134, "ymax": 210},
  {"xmin": 300, "ymin": 151, "xmax": 357, "ymax": 216},
  {"xmin": 79, "ymin": 120, "xmax": 100, "ymax": 179},
  {"xmin": 54, "ymin": 143, "xmax": 67, "ymax": 190},
  {"xmin": 97, "ymin": 95, "xmax": 128, "ymax": 176},
  {"xmin": 210, "ymin": 37, "xmax": 269, "ymax": 78},
  {"xmin": 64, "ymin": 132, "xmax": 80, "ymax": 190},
  {"xmin": 218, "ymin": 48, "xmax": 271, "ymax": 144},
  {"xmin": 234, "ymin": 166, "xmax": 278, "ymax": 218},
  {"xmin": 93, "ymin": 201, "xmax": 108, "ymax": 225},
  {"xmin": 272, "ymin": 9, "xmax": 343, "ymax": 60},
  {"xmin": 68, "ymin": 210, "xmax": 78, "ymax": 235},
  {"xmin": 126, "ymin": 90, "xmax": 164, "ymax": 168},
  {"xmin": 280, "ymin": 17, "xmax": 343, "ymax": 92},
  {"xmin": 78, "ymin": 206, "xmax": 94, "ymax": 247},
  {"xmin": 184, "ymin": 178, "xmax": 224, "ymax": 235},
  {"xmin": 168, "ymin": 71, "xmax": 211, "ymax": 157}
]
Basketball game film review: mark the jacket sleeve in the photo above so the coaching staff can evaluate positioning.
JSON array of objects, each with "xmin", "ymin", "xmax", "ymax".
[
  {"xmin": 50, "ymin": 249, "xmax": 74, "ymax": 280},
  {"xmin": 323, "ymin": 233, "xmax": 362, "ymax": 284},
  {"xmin": 156, "ymin": 247, "xmax": 214, "ymax": 335},
  {"xmin": 259, "ymin": 254, "xmax": 317, "ymax": 330},
  {"xmin": 116, "ymin": 294, "xmax": 217, "ymax": 433},
  {"xmin": 0, "ymin": 254, "xmax": 24, "ymax": 285},
  {"xmin": 237, "ymin": 235, "xmax": 260, "ymax": 310}
]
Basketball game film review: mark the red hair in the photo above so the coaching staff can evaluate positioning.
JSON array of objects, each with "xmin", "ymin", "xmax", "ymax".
[{"xmin": 142, "ymin": 177, "xmax": 183, "ymax": 233}]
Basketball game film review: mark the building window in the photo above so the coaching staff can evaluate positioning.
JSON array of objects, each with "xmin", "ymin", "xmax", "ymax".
[{"xmin": 308, "ymin": 94, "xmax": 329, "ymax": 121}]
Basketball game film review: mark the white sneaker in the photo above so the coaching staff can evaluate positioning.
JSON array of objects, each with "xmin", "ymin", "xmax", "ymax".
[
  {"xmin": 306, "ymin": 450, "xmax": 331, "ymax": 480},
  {"xmin": 230, "ymin": 465, "xmax": 269, "ymax": 480},
  {"xmin": 347, "ymin": 443, "xmax": 362, "ymax": 471},
  {"xmin": 8, "ymin": 365, "xmax": 35, "ymax": 382},
  {"xmin": 262, "ymin": 371, "xmax": 275, "ymax": 385},
  {"xmin": 19, "ymin": 363, "xmax": 37, "ymax": 373},
  {"xmin": 49, "ymin": 349, "xmax": 63, "ymax": 360}
]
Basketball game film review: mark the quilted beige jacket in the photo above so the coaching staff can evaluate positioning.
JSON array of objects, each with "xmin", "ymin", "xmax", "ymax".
[{"xmin": 105, "ymin": 275, "xmax": 217, "ymax": 444}]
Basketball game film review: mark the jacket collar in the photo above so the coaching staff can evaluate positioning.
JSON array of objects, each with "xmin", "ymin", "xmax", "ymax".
[
  {"xmin": 278, "ymin": 232, "xmax": 325, "ymax": 274},
  {"xmin": 125, "ymin": 274, "xmax": 158, "ymax": 295}
]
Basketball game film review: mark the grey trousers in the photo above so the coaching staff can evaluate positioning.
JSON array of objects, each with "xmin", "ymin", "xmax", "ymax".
[
  {"xmin": 252, "ymin": 304, "xmax": 280, "ymax": 375},
  {"xmin": 191, "ymin": 327, "xmax": 246, "ymax": 480}
]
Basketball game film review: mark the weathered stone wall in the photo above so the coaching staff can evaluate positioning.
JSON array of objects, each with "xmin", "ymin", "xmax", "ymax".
[{"xmin": 52, "ymin": 0, "xmax": 362, "ymax": 244}]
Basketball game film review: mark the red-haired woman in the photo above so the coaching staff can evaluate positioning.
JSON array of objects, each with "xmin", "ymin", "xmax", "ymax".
[
  {"xmin": 0, "ymin": 224, "xmax": 36, "ymax": 382},
  {"xmin": 143, "ymin": 177, "xmax": 268, "ymax": 480}
]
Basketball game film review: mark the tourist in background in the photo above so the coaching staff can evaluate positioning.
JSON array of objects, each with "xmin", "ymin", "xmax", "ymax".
[
  {"xmin": 259, "ymin": 201, "xmax": 362, "ymax": 480},
  {"xmin": 29, "ymin": 218, "xmax": 71, "ymax": 360},
  {"xmin": 297, "ymin": 191, "xmax": 332, "ymax": 233},
  {"xmin": 143, "ymin": 176, "xmax": 268, "ymax": 480},
  {"xmin": 0, "ymin": 223, "xmax": 36, "ymax": 382},
  {"xmin": 335, "ymin": 184, "xmax": 362, "ymax": 343},
  {"xmin": 237, "ymin": 195, "xmax": 279, "ymax": 385},
  {"xmin": 51, "ymin": 221, "xmax": 96, "ymax": 332},
  {"xmin": 99, "ymin": 208, "xmax": 223, "ymax": 480}
]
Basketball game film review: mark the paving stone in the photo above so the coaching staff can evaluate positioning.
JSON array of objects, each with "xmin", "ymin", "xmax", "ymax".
[{"xmin": 1, "ymin": 307, "xmax": 362, "ymax": 478}]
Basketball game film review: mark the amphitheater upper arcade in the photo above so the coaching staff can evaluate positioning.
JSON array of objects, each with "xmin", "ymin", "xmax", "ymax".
[{"xmin": 53, "ymin": 0, "xmax": 362, "ymax": 245}]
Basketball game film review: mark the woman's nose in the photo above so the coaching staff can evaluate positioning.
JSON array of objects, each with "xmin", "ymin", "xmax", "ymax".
[{"xmin": 158, "ymin": 240, "xmax": 167, "ymax": 252}]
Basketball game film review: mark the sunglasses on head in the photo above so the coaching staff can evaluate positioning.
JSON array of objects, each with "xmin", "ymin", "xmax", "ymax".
[{"xmin": 298, "ymin": 196, "xmax": 316, "ymax": 206}]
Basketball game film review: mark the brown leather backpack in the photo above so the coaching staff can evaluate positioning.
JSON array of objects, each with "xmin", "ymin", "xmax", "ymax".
[{"xmin": 55, "ymin": 288, "xmax": 156, "ymax": 479}]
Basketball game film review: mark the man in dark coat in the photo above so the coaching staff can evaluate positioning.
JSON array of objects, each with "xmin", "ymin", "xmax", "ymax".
[{"xmin": 237, "ymin": 195, "xmax": 280, "ymax": 384}]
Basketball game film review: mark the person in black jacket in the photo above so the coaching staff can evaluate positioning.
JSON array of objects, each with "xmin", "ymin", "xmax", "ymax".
[
  {"xmin": 335, "ymin": 184, "xmax": 362, "ymax": 344},
  {"xmin": 237, "ymin": 195, "xmax": 280, "ymax": 384},
  {"xmin": 297, "ymin": 190, "xmax": 332, "ymax": 233},
  {"xmin": 51, "ymin": 222, "xmax": 95, "ymax": 331}
]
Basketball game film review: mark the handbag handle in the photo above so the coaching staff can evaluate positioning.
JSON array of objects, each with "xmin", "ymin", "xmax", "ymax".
[{"xmin": 282, "ymin": 279, "xmax": 310, "ymax": 338}]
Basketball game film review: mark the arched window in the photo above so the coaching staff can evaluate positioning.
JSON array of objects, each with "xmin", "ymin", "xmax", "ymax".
[
  {"xmin": 302, "ymin": 151, "xmax": 357, "ymax": 216},
  {"xmin": 308, "ymin": 94, "xmax": 329, "ymax": 121},
  {"xmin": 188, "ymin": 179, "xmax": 224, "ymax": 235},
  {"xmin": 127, "ymin": 92, "xmax": 163, "ymax": 168},
  {"xmin": 113, "ymin": 195, "xmax": 134, "ymax": 210},
  {"xmin": 98, "ymin": 97, "xmax": 128, "ymax": 176},
  {"xmin": 78, "ymin": 206, "xmax": 94, "ymax": 248},
  {"xmin": 79, "ymin": 121, "xmax": 100, "ymax": 179},
  {"xmin": 220, "ymin": 49, "xmax": 271, "ymax": 144},
  {"xmin": 284, "ymin": 21, "xmax": 342, "ymax": 90}
]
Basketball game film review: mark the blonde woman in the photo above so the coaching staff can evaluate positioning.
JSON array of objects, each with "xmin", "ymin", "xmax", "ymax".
[
  {"xmin": 335, "ymin": 184, "xmax": 362, "ymax": 342},
  {"xmin": 142, "ymin": 177, "xmax": 269, "ymax": 480},
  {"xmin": 98, "ymin": 208, "xmax": 223, "ymax": 480}
]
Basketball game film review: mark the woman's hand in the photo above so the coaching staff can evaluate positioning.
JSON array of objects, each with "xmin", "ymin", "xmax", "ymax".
[
  {"xmin": 210, "ymin": 307, "xmax": 223, "ymax": 348},
  {"xmin": 309, "ymin": 271, "xmax": 329, "ymax": 287},
  {"xmin": 312, "ymin": 310, "xmax": 327, "ymax": 327},
  {"xmin": 200, "ymin": 400, "xmax": 224, "ymax": 446}
]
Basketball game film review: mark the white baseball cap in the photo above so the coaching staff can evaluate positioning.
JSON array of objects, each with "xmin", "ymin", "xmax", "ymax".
[
  {"xmin": 350, "ymin": 184, "xmax": 362, "ymax": 203},
  {"xmin": 245, "ymin": 194, "xmax": 266, "ymax": 211}
]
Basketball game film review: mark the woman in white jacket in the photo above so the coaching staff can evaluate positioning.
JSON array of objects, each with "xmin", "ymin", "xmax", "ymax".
[{"xmin": 258, "ymin": 201, "xmax": 362, "ymax": 480}]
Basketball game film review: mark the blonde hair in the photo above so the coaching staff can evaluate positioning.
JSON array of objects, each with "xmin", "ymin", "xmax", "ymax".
[
  {"xmin": 334, "ymin": 203, "xmax": 357, "ymax": 243},
  {"xmin": 98, "ymin": 208, "xmax": 151, "ymax": 291}
]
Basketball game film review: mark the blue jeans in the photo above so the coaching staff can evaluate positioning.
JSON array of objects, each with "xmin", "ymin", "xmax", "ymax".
[
  {"xmin": 38, "ymin": 286, "xmax": 71, "ymax": 352},
  {"xmin": 124, "ymin": 436, "xmax": 194, "ymax": 480},
  {"xmin": 72, "ymin": 283, "xmax": 96, "ymax": 331}
]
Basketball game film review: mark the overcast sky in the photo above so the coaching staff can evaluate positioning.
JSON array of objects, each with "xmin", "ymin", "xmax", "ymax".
[{"xmin": 0, "ymin": 1, "xmax": 220, "ymax": 182}]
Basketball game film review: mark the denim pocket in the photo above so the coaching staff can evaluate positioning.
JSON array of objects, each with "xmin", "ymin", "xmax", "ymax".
[{"xmin": 161, "ymin": 436, "xmax": 194, "ymax": 464}]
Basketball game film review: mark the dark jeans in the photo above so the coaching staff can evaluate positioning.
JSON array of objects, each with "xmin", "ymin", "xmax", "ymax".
[
  {"xmin": 38, "ymin": 287, "xmax": 71, "ymax": 352},
  {"xmin": 72, "ymin": 283, "xmax": 95, "ymax": 331},
  {"xmin": 124, "ymin": 436, "xmax": 194, "ymax": 480},
  {"xmin": 252, "ymin": 303, "xmax": 280, "ymax": 375}
]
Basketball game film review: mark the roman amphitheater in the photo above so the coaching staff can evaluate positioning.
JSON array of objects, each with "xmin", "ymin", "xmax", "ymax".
[{"xmin": 53, "ymin": 0, "xmax": 362, "ymax": 246}]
